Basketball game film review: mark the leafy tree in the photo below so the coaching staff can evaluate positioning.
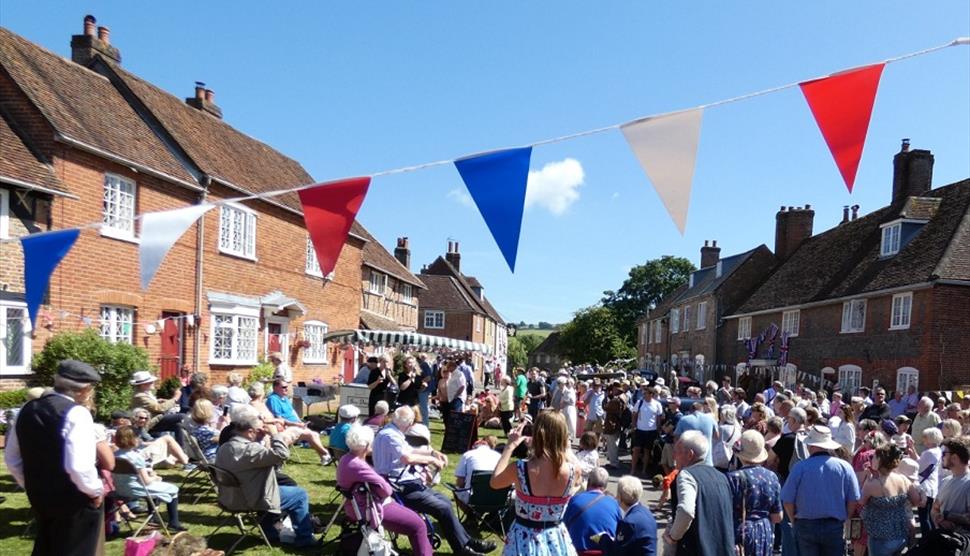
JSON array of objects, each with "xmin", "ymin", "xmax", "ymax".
[
  {"xmin": 537, "ymin": 321, "xmax": 553, "ymax": 330},
  {"xmin": 558, "ymin": 305, "xmax": 636, "ymax": 365},
  {"xmin": 32, "ymin": 329, "xmax": 151, "ymax": 420},
  {"xmin": 507, "ymin": 336, "xmax": 528, "ymax": 368},
  {"xmin": 601, "ymin": 255, "xmax": 695, "ymax": 343},
  {"xmin": 517, "ymin": 333, "xmax": 545, "ymax": 356}
]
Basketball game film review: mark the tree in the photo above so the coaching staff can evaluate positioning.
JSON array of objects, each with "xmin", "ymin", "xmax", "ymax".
[
  {"xmin": 601, "ymin": 255, "xmax": 695, "ymax": 344},
  {"xmin": 558, "ymin": 305, "xmax": 636, "ymax": 365},
  {"xmin": 537, "ymin": 321, "xmax": 553, "ymax": 330},
  {"xmin": 507, "ymin": 336, "xmax": 529, "ymax": 368},
  {"xmin": 517, "ymin": 333, "xmax": 545, "ymax": 356}
]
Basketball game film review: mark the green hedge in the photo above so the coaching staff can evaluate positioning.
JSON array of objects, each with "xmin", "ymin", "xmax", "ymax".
[{"xmin": 0, "ymin": 389, "xmax": 28, "ymax": 409}]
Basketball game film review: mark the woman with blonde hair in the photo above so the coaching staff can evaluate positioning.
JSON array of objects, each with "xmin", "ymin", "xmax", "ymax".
[
  {"xmin": 188, "ymin": 399, "xmax": 226, "ymax": 462},
  {"xmin": 225, "ymin": 372, "xmax": 250, "ymax": 408},
  {"xmin": 831, "ymin": 403, "xmax": 858, "ymax": 458},
  {"xmin": 491, "ymin": 411, "xmax": 580, "ymax": 555},
  {"xmin": 941, "ymin": 418, "xmax": 962, "ymax": 440}
]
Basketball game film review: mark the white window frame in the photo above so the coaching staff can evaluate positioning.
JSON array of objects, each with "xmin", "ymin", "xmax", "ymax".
[
  {"xmin": 682, "ymin": 305, "xmax": 691, "ymax": 332},
  {"xmin": 890, "ymin": 292, "xmax": 913, "ymax": 330},
  {"xmin": 476, "ymin": 316, "xmax": 482, "ymax": 333},
  {"xmin": 401, "ymin": 284, "xmax": 413, "ymax": 305},
  {"xmin": 896, "ymin": 367, "xmax": 919, "ymax": 394},
  {"xmin": 218, "ymin": 203, "xmax": 257, "ymax": 261},
  {"xmin": 101, "ymin": 173, "xmax": 137, "ymax": 241},
  {"xmin": 838, "ymin": 365, "xmax": 862, "ymax": 395},
  {"xmin": 737, "ymin": 316, "xmax": 752, "ymax": 340},
  {"xmin": 881, "ymin": 223, "xmax": 902, "ymax": 257},
  {"xmin": 302, "ymin": 320, "xmax": 329, "ymax": 364},
  {"xmin": 305, "ymin": 235, "xmax": 323, "ymax": 277},
  {"xmin": 424, "ymin": 310, "xmax": 445, "ymax": 329},
  {"xmin": 368, "ymin": 270, "xmax": 387, "ymax": 295},
  {"xmin": 841, "ymin": 299, "xmax": 867, "ymax": 333},
  {"xmin": 696, "ymin": 301, "xmax": 708, "ymax": 330},
  {"xmin": 670, "ymin": 308, "xmax": 680, "ymax": 334},
  {"xmin": 209, "ymin": 305, "xmax": 259, "ymax": 365},
  {"xmin": 0, "ymin": 301, "xmax": 31, "ymax": 375},
  {"xmin": 99, "ymin": 305, "xmax": 134, "ymax": 344},
  {"xmin": 654, "ymin": 320, "xmax": 662, "ymax": 343},
  {"xmin": 0, "ymin": 189, "xmax": 9, "ymax": 239},
  {"xmin": 782, "ymin": 309, "xmax": 800, "ymax": 337}
]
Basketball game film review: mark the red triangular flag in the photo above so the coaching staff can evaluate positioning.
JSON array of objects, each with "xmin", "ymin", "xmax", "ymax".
[
  {"xmin": 298, "ymin": 177, "xmax": 371, "ymax": 277},
  {"xmin": 800, "ymin": 63, "xmax": 884, "ymax": 193}
]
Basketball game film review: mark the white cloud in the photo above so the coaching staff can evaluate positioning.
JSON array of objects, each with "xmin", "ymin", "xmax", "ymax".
[
  {"xmin": 525, "ymin": 158, "xmax": 584, "ymax": 216},
  {"xmin": 447, "ymin": 187, "xmax": 475, "ymax": 208}
]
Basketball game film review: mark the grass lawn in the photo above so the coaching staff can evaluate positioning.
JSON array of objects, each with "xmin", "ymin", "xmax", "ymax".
[{"xmin": 0, "ymin": 417, "xmax": 498, "ymax": 555}]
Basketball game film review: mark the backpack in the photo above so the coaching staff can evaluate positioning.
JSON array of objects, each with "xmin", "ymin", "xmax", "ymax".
[
  {"xmin": 619, "ymin": 405, "xmax": 633, "ymax": 429},
  {"xmin": 713, "ymin": 423, "xmax": 742, "ymax": 469},
  {"xmin": 790, "ymin": 430, "xmax": 810, "ymax": 466}
]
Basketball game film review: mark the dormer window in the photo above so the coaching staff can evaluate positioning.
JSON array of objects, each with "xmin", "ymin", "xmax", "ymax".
[
  {"xmin": 881, "ymin": 223, "xmax": 901, "ymax": 256},
  {"xmin": 715, "ymin": 260, "xmax": 723, "ymax": 278}
]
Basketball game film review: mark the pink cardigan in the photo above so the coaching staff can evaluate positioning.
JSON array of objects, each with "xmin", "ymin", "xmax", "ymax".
[{"xmin": 336, "ymin": 453, "xmax": 393, "ymax": 527}]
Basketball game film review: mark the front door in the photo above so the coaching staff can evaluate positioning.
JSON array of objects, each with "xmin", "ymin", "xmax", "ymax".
[
  {"xmin": 159, "ymin": 312, "xmax": 183, "ymax": 380},
  {"xmin": 343, "ymin": 346, "xmax": 357, "ymax": 382},
  {"xmin": 267, "ymin": 322, "xmax": 283, "ymax": 354}
]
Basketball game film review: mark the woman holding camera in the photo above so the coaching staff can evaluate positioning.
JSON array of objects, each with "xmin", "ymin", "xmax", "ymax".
[{"xmin": 491, "ymin": 411, "xmax": 580, "ymax": 555}]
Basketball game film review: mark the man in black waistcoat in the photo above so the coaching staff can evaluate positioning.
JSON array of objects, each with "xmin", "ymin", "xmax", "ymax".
[
  {"xmin": 4, "ymin": 360, "xmax": 104, "ymax": 556},
  {"xmin": 662, "ymin": 429, "xmax": 735, "ymax": 556}
]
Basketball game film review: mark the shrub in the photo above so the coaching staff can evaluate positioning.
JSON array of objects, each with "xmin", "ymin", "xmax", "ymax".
[
  {"xmin": 244, "ymin": 360, "xmax": 276, "ymax": 388},
  {"xmin": 157, "ymin": 376, "xmax": 182, "ymax": 399},
  {"xmin": 0, "ymin": 388, "xmax": 28, "ymax": 409},
  {"xmin": 32, "ymin": 329, "xmax": 152, "ymax": 420}
]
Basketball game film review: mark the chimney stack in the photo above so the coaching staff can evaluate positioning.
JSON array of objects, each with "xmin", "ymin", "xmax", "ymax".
[
  {"xmin": 775, "ymin": 205, "xmax": 815, "ymax": 261},
  {"xmin": 892, "ymin": 139, "xmax": 933, "ymax": 204},
  {"xmin": 850, "ymin": 204, "xmax": 860, "ymax": 221},
  {"xmin": 394, "ymin": 237, "xmax": 411, "ymax": 270},
  {"xmin": 185, "ymin": 83, "xmax": 223, "ymax": 119},
  {"xmin": 841, "ymin": 206, "xmax": 850, "ymax": 224},
  {"xmin": 71, "ymin": 15, "xmax": 121, "ymax": 66},
  {"xmin": 700, "ymin": 240, "xmax": 721, "ymax": 268},
  {"xmin": 445, "ymin": 241, "xmax": 461, "ymax": 272}
]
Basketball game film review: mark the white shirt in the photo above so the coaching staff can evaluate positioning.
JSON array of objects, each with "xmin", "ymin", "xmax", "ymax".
[
  {"xmin": 919, "ymin": 446, "xmax": 942, "ymax": 499},
  {"xmin": 634, "ymin": 398, "xmax": 663, "ymax": 431},
  {"xmin": 447, "ymin": 371, "xmax": 467, "ymax": 403},
  {"xmin": 455, "ymin": 444, "xmax": 501, "ymax": 502},
  {"xmin": 227, "ymin": 385, "xmax": 251, "ymax": 407},
  {"xmin": 4, "ymin": 393, "xmax": 104, "ymax": 498}
]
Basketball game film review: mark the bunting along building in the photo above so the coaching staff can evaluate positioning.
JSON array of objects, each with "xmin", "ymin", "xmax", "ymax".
[
  {"xmin": 417, "ymin": 241, "xmax": 508, "ymax": 378},
  {"xmin": 0, "ymin": 18, "xmax": 416, "ymax": 387}
]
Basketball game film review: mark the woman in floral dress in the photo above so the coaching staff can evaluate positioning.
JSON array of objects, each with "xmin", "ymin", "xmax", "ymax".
[
  {"xmin": 727, "ymin": 430, "xmax": 783, "ymax": 556},
  {"xmin": 491, "ymin": 411, "xmax": 580, "ymax": 556}
]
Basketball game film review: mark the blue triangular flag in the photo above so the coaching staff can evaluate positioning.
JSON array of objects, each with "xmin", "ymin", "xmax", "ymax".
[
  {"xmin": 22, "ymin": 229, "xmax": 80, "ymax": 326},
  {"xmin": 454, "ymin": 147, "xmax": 532, "ymax": 272}
]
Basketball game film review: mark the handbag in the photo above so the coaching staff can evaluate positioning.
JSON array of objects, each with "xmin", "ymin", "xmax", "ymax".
[
  {"xmin": 124, "ymin": 531, "xmax": 161, "ymax": 556},
  {"xmin": 357, "ymin": 525, "xmax": 396, "ymax": 556}
]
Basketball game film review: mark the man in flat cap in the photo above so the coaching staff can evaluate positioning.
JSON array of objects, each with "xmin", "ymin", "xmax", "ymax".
[{"xmin": 5, "ymin": 359, "xmax": 104, "ymax": 555}]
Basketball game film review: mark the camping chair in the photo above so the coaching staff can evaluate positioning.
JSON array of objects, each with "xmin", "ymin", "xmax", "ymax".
[
  {"xmin": 446, "ymin": 470, "xmax": 513, "ymax": 539},
  {"xmin": 207, "ymin": 465, "xmax": 274, "ymax": 555},
  {"xmin": 180, "ymin": 432, "xmax": 218, "ymax": 504},
  {"xmin": 112, "ymin": 457, "xmax": 172, "ymax": 539}
]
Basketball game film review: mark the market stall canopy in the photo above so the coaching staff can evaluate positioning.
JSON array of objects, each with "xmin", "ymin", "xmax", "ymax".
[{"xmin": 323, "ymin": 329, "xmax": 493, "ymax": 354}]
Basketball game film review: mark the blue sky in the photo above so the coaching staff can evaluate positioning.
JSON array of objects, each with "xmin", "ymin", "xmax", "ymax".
[{"xmin": 3, "ymin": 2, "xmax": 968, "ymax": 324}]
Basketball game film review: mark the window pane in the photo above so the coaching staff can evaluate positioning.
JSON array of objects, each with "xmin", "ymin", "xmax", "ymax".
[
  {"xmin": 5, "ymin": 308, "xmax": 24, "ymax": 366},
  {"xmin": 237, "ymin": 317, "xmax": 257, "ymax": 360},
  {"xmin": 213, "ymin": 315, "xmax": 233, "ymax": 360}
]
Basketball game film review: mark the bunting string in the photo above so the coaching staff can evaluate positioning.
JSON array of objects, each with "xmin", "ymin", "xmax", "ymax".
[{"xmin": 1, "ymin": 37, "xmax": 963, "ymax": 247}]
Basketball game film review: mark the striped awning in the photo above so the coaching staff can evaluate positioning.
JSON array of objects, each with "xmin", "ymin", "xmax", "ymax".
[{"xmin": 323, "ymin": 329, "xmax": 492, "ymax": 354}]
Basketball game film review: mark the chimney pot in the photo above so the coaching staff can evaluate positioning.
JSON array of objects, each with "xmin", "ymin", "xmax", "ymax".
[
  {"xmin": 97, "ymin": 26, "xmax": 110, "ymax": 45},
  {"xmin": 780, "ymin": 206, "xmax": 786, "ymax": 212},
  {"xmin": 704, "ymin": 240, "xmax": 709, "ymax": 247},
  {"xmin": 712, "ymin": 240, "xmax": 717, "ymax": 247},
  {"xmin": 851, "ymin": 204, "xmax": 860, "ymax": 220},
  {"xmin": 445, "ymin": 241, "xmax": 462, "ymax": 271},
  {"xmin": 204, "ymin": 89, "xmax": 214, "ymax": 102},
  {"xmin": 83, "ymin": 15, "xmax": 97, "ymax": 36},
  {"xmin": 700, "ymin": 239, "xmax": 721, "ymax": 268},
  {"xmin": 194, "ymin": 82, "xmax": 206, "ymax": 100},
  {"xmin": 805, "ymin": 204, "xmax": 811, "ymax": 210},
  {"xmin": 901, "ymin": 138, "xmax": 910, "ymax": 152},
  {"xmin": 892, "ymin": 144, "xmax": 934, "ymax": 204},
  {"xmin": 394, "ymin": 236, "xmax": 411, "ymax": 270}
]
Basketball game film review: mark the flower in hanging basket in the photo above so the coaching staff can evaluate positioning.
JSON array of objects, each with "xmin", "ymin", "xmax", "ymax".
[{"xmin": 296, "ymin": 339, "xmax": 311, "ymax": 349}]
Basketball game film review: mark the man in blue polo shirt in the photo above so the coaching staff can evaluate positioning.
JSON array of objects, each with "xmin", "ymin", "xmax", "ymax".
[
  {"xmin": 673, "ymin": 401, "xmax": 717, "ymax": 466},
  {"xmin": 781, "ymin": 424, "xmax": 860, "ymax": 556},
  {"xmin": 265, "ymin": 379, "xmax": 302, "ymax": 426},
  {"xmin": 565, "ymin": 467, "xmax": 623, "ymax": 554}
]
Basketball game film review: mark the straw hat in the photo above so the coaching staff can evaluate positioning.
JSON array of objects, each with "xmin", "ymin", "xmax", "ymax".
[
  {"xmin": 735, "ymin": 430, "xmax": 768, "ymax": 464},
  {"xmin": 804, "ymin": 425, "xmax": 842, "ymax": 451},
  {"xmin": 129, "ymin": 370, "xmax": 158, "ymax": 385}
]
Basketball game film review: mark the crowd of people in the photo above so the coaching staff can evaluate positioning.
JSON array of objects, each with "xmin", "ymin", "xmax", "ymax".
[{"xmin": 8, "ymin": 355, "xmax": 970, "ymax": 556}]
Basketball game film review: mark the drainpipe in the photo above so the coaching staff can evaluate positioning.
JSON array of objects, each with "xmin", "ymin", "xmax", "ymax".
[{"xmin": 194, "ymin": 176, "xmax": 211, "ymax": 372}]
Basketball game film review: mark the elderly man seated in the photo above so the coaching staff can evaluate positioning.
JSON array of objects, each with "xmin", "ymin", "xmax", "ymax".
[
  {"xmin": 604, "ymin": 475, "xmax": 658, "ymax": 556},
  {"xmin": 564, "ymin": 466, "xmax": 623, "ymax": 556},
  {"xmin": 264, "ymin": 379, "xmax": 332, "ymax": 465},
  {"xmin": 129, "ymin": 370, "xmax": 186, "ymax": 444},
  {"xmin": 215, "ymin": 405, "xmax": 318, "ymax": 548},
  {"xmin": 372, "ymin": 406, "xmax": 495, "ymax": 556},
  {"xmin": 329, "ymin": 404, "xmax": 360, "ymax": 453},
  {"xmin": 454, "ymin": 436, "xmax": 501, "ymax": 504}
]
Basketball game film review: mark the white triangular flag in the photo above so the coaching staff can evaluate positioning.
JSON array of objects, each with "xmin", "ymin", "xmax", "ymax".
[
  {"xmin": 139, "ymin": 204, "xmax": 214, "ymax": 289},
  {"xmin": 621, "ymin": 108, "xmax": 704, "ymax": 234}
]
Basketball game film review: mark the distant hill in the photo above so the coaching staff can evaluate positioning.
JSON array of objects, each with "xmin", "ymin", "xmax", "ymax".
[{"xmin": 516, "ymin": 328, "xmax": 556, "ymax": 339}]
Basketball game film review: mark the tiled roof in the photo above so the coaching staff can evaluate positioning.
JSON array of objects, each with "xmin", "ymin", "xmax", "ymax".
[
  {"xmin": 901, "ymin": 197, "xmax": 942, "ymax": 220},
  {"xmin": 421, "ymin": 257, "xmax": 505, "ymax": 324},
  {"xmin": 0, "ymin": 110, "xmax": 68, "ymax": 196},
  {"xmin": 678, "ymin": 246, "xmax": 769, "ymax": 304},
  {"xmin": 738, "ymin": 179, "xmax": 970, "ymax": 314},
  {"xmin": 356, "ymin": 226, "xmax": 425, "ymax": 289},
  {"xmin": 105, "ymin": 62, "xmax": 313, "ymax": 212},
  {"xmin": 530, "ymin": 332, "xmax": 561, "ymax": 356},
  {"xmin": 360, "ymin": 310, "xmax": 404, "ymax": 331},
  {"xmin": 466, "ymin": 277, "xmax": 483, "ymax": 288},
  {"xmin": 477, "ymin": 295, "xmax": 506, "ymax": 326},
  {"xmin": 417, "ymin": 274, "xmax": 480, "ymax": 312},
  {"xmin": 0, "ymin": 27, "xmax": 196, "ymax": 185},
  {"xmin": 646, "ymin": 283, "xmax": 689, "ymax": 320}
]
